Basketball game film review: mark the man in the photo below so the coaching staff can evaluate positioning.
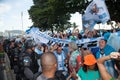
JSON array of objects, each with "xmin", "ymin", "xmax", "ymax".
[
  {"xmin": 54, "ymin": 45, "xmax": 69, "ymax": 79},
  {"xmin": 68, "ymin": 42, "xmax": 82, "ymax": 73},
  {"xmin": 54, "ymin": 45, "xmax": 66, "ymax": 71},
  {"xmin": 96, "ymin": 39, "xmax": 117, "ymax": 78},
  {"xmin": 96, "ymin": 39, "xmax": 115, "ymax": 58},
  {"xmin": 97, "ymin": 52, "xmax": 120, "ymax": 80},
  {"xmin": 69, "ymin": 32, "xmax": 77, "ymax": 41},
  {"xmin": 37, "ymin": 52, "xmax": 57, "ymax": 80},
  {"xmin": 8, "ymin": 40, "xmax": 15, "ymax": 69},
  {"xmin": 34, "ymin": 43, "xmax": 43, "ymax": 72},
  {"xmin": 20, "ymin": 39, "xmax": 39, "ymax": 80},
  {"xmin": 14, "ymin": 40, "xmax": 23, "ymax": 80}
]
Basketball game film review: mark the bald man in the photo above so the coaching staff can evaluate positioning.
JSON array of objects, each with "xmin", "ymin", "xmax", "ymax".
[{"xmin": 37, "ymin": 52, "xmax": 57, "ymax": 80}]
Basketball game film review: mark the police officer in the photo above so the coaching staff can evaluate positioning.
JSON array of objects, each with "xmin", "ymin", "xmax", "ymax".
[
  {"xmin": 20, "ymin": 39, "xmax": 39, "ymax": 80},
  {"xmin": 8, "ymin": 40, "xmax": 15, "ymax": 69},
  {"xmin": 14, "ymin": 40, "xmax": 23, "ymax": 80}
]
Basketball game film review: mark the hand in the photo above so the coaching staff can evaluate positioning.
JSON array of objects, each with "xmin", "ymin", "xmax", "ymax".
[
  {"xmin": 41, "ymin": 47, "xmax": 44, "ymax": 52},
  {"xmin": 53, "ymin": 45, "xmax": 58, "ymax": 50},
  {"xmin": 110, "ymin": 52, "xmax": 120, "ymax": 59},
  {"xmin": 70, "ymin": 69, "xmax": 78, "ymax": 79},
  {"xmin": 67, "ymin": 53, "xmax": 71, "ymax": 59}
]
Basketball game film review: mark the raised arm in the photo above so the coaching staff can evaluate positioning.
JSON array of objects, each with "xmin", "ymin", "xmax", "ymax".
[{"xmin": 97, "ymin": 52, "xmax": 120, "ymax": 80}]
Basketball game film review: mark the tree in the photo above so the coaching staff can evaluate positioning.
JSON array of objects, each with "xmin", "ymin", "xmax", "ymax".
[
  {"xmin": 105, "ymin": 0, "xmax": 120, "ymax": 22},
  {"xmin": 72, "ymin": 22, "xmax": 78, "ymax": 29},
  {"xmin": 28, "ymin": 0, "xmax": 72, "ymax": 32},
  {"xmin": 28, "ymin": 0, "xmax": 120, "ymax": 31},
  {"xmin": 28, "ymin": 0, "xmax": 89, "ymax": 31}
]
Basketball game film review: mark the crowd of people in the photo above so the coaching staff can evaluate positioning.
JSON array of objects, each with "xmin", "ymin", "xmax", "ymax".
[
  {"xmin": 1, "ymin": 28, "xmax": 120, "ymax": 80},
  {"xmin": 50, "ymin": 28, "xmax": 120, "ymax": 40}
]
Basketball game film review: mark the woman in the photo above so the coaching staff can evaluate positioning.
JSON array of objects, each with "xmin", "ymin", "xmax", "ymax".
[
  {"xmin": 68, "ymin": 42, "xmax": 82, "ymax": 73},
  {"xmin": 77, "ymin": 54, "xmax": 100, "ymax": 80}
]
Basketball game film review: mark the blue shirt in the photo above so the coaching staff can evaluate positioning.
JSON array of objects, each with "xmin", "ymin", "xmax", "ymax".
[
  {"xmin": 54, "ymin": 51, "xmax": 66, "ymax": 71},
  {"xmin": 35, "ymin": 47, "xmax": 43, "ymax": 55},
  {"xmin": 96, "ymin": 44, "xmax": 115, "ymax": 58},
  {"xmin": 96, "ymin": 44, "xmax": 118, "ymax": 78}
]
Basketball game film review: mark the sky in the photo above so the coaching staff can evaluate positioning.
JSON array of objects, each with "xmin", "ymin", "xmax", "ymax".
[
  {"xmin": 0, "ymin": 0, "xmax": 33, "ymax": 32},
  {"xmin": 0, "ymin": 0, "xmax": 82, "ymax": 32}
]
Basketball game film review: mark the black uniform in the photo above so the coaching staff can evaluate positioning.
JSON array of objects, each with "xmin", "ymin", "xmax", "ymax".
[{"xmin": 19, "ymin": 39, "xmax": 39, "ymax": 80}]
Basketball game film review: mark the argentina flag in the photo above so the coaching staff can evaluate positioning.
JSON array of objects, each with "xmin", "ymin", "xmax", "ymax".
[{"xmin": 82, "ymin": 0, "xmax": 110, "ymax": 30}]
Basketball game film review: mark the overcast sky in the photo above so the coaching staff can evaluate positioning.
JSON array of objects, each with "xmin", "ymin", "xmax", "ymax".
[{"xmin": 0, "ymin": 0, "xmax": 82, "ymax": 32}]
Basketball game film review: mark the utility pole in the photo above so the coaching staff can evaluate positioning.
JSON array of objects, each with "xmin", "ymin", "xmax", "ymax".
[
  {"xmin": 21, "ymin": 12, "xmax": 23, "ymax": 31},
  {"xmin": 21, "ymin": 12, "xmax": 24, "ymax": 35}
]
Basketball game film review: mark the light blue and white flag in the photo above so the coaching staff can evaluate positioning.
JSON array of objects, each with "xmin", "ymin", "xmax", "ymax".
[
  {"xmin": 26, "ymin": 27, "xmax": 104, "ymax": 48},
  {"xmin": 82, "ymin": 0, "xmax": 110, "ymax": 30},
  {"xmin": 25, "ymin": 27, "xmax": 120, "ymax": 51}
]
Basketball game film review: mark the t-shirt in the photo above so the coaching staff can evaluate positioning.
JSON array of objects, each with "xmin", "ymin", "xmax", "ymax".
[
  {"xmin": 37, "ymin": 74, "xmax": 48, "ymax": 80},
  {"xmin": 54, "ymin": 51, "xmax": 66, "ymax": 71},
  {"xmin": 69, "ymin": 50, "xmax": 81, "ymax": 72},
  {"xmin": 36, "ymin": 73, "xmax": 64, "ymax": 80},
  {"xmin": 69, "ymin": 36, "xmax": 77, "ymax": 41},
  {"xmin": 69, "ymin": 50, "xmax": 81, "ymax": 67},
  {"xmin": 77, "ymin": 67, "xmax": 100, "ymax": 80},
  {"xmin": 57, "ymin": 54, "xmax": 64, "ymax": 70}
]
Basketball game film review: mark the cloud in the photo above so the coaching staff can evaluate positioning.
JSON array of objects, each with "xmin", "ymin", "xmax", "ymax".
[
  {"xmin": 0, "ymin": 20, "xmax": 4, "ymax": 26},
  {"xmin": 0, "ymin": 3, "xmax": 12, "ymax": 15},
  {"xmin": 13, "ymin": 0, "xmax": 33, "ymax": 10},
  {"xmin": 11, "ymin": 15, "xmax": 20, "ymax": 20},
  {"xmin": 14, "ymin": 2, "xmax": 24, "ymax": 9},
  {"xmin": 0, "ymin": 19, "xmax": 6, "ymax": 32},
  {"xmin": 0, "ymin": 0, "xmax": 33, "ymax": 32},
  {"xmin": 8, "ymin": 12, "xmax": 33, "ymax": 31}
]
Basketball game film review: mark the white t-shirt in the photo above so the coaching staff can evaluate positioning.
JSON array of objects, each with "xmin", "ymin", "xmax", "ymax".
[{"xmin": 57, "ymin": 54, "xmax": 64, "ymax": 70}]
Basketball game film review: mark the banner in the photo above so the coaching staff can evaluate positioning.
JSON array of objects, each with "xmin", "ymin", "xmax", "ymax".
[
  {"xmin": 25, "ymin": 27, "xmax": 103, "ymax": 48},
  {"xmin": 25, "ymin": 28, "xmax": 120, "ymax": 51},
  {"xmin": 82, "ymin": 0, "xmax": 110, "ymax": 30}
]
